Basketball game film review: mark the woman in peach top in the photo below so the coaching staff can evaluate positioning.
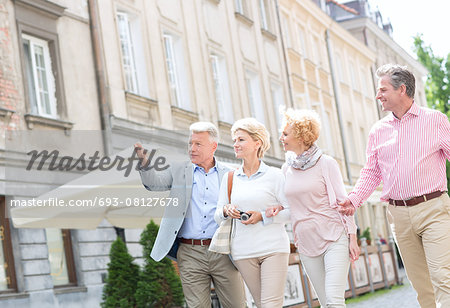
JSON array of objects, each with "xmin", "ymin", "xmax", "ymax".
[{"xmin": 271, "ymin": 109, "xmax": 360, "ymax": 307}]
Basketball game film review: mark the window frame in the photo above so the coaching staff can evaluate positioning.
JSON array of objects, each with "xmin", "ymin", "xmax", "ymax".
[
  {"xmin": 210, "ymin": 54, "xmax": 233, "ymax": 123},
  {"xmin": 46, "ymin": 228, "xmax": 77, "ymax": 288},
  {"xmin": 0, "ymin": 196, "xmax": 17, "ymax": 293},
  {"xmin": 15, "ymin": 0, "xmax": 68, "ymax": 122},
  {"xmin": 162, "ymin": 32, "xmax": 191, "ymax": 111},
  {"xmin": 22, "ymin": 34, "xmax": 58, "ymax": 118}
]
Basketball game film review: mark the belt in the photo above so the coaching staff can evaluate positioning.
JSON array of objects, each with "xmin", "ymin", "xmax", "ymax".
[
  {"xmin": 179, "ymin": 238, "xmax": 211, "ymax": 246},
  {"xmin": 389, "ymin": 191, "xmax": 444, "ymax": 207}
]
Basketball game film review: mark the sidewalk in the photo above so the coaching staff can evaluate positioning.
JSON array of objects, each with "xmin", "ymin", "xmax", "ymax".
[{"xmin": 346, "ymin": 269, "xmax": 420, "ymax": 308}]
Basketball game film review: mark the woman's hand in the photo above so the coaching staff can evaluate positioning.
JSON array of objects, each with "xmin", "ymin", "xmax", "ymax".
[
  {"xmin": 240, "ymin": 211, "xmax": 262, "ymax": 225},
  {"xmin": 223, "ymin": 204, "xmax": 240, "ymax": 219},
  {"xmin": 265, "ymin": 205, "xmax": 284, "ymax": 217},
  {"xmin": 349, "ymin": 234, "xmax": 360, "ymax": 261}
]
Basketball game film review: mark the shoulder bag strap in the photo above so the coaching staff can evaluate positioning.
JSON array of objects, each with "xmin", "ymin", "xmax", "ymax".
[{"xmin": 227, "ymin": 171, "xmax": 234, "ymax": 203}]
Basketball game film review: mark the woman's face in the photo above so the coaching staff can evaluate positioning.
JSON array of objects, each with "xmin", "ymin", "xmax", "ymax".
[
  {"xmin": 280, "ymin": 124, "xmax": 304, "ymax": 153},
  {"xmin": 233, "ymin": 129, "xmax": 261, "ymax": 160}
]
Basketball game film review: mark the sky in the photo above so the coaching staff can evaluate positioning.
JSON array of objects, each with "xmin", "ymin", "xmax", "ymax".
[{"xmin": 344, "ymin": 0, "xmax": 450, "ymax": 58}]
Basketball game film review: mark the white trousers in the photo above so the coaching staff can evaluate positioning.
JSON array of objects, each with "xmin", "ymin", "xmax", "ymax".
[{"xmin": 299, "ymin": 233, "xmax": 349, "ymax": 308}]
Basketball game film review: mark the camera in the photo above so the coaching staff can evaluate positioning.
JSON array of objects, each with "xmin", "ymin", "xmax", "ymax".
[{"xmin": 239, "ymin": 210, "xmax": 252, "ymax": 221}]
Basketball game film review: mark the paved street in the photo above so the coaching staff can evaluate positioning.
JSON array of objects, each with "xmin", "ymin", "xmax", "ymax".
[{"xmin": 347, "ymin": 270, "xmax": 420, "ymax": 308}]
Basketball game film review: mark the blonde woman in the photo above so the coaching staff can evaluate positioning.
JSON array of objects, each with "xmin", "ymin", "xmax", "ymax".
[
  {"xmin": 275, "ymin": 109, "xmax": 359, "ymax": 307},
  {"xmin": 214, "ymin": 118, "xmax": 290, "ymax": 308}
]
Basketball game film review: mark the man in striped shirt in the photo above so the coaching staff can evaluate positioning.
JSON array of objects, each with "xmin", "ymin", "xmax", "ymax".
[{"xmin": 339, "ymin": 64, "xmax": 450, "ymax": 307}]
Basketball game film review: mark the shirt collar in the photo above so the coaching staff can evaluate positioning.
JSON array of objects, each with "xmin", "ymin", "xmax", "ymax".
[
  {"xmin": 236, "ymin": 160, "xmax": 269, "ymax": 177},
  {"xmin": 193, "ymin": 157, "xmax": 218, "ymax": 173},
  {"xmin": 389, "ymin": 101, "xmax": 420, "ymax": 122}
]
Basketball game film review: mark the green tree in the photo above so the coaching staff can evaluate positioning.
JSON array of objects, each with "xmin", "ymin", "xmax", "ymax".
[
  {"xmin": 135, "ymin": 220, "xmax": 184, "ymax": 308},
  {"xmin": 101, "ymin": 237, "xmax": 140, "ymax": 308},
  {"xmin": 413, "ymin": 35, "xmax": 450, "ymax": 191}
]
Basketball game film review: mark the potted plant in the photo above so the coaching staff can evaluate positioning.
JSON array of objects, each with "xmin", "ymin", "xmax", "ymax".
[{"xmin": 360, "ymin": 227, "xmax": 372, "ymax": 246}]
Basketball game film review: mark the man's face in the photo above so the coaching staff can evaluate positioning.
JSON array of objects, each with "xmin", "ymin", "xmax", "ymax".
[
  {"xmin": 188, "ymin": 132, "xmax": 217, "ymax": 167},
  {"xmin": 376, "ymin": 76, "xmax": 402, "ymax": 113}
]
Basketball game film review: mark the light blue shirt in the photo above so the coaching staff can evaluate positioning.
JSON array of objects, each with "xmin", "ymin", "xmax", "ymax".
[{"xmin": 178, "ymin": 161, "xmax": 220, "ymax": 239}]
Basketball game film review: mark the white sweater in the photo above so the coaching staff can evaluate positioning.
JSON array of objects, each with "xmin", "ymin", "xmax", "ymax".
[{"xmin": 214, "ymin": 162, "xmax": 291, "ymax": 260}]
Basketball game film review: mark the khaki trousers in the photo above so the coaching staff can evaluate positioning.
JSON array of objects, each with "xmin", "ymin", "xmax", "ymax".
[
  {"xmin": 234, "ymin": 252, "xmax": 289, "ymax": 308},
  {"xmin": 177, "ymin": 243, "xmax": 246, "ymax": 308},
  {"xmin": 387, "ymin": 193, "xmax": 450, "ymax": 308}
]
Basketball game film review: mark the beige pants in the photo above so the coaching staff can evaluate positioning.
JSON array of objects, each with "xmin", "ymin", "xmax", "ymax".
[
  {"xmin": 387, "ymin": 193, "xmax": 450, "ymax": 308},
  {"xmin": 177, "ymin": 243, "xmax": 246, "ymax": 308},
  {"xmin": 299, "ymin": 232, "xmax": 350, "ymax": 308},
  {"xmin": 234, "ymin": 252, "xmax": 289, "ymax": 308}
]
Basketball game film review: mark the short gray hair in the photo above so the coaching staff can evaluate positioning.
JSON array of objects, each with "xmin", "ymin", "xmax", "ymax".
[
  {"xmin": 376, "ymin": 64, "xmax": 415, "ymax": 99},
  {"xmin": 189, "ymin": 122, "xmax": 219, "ymax": 143}
]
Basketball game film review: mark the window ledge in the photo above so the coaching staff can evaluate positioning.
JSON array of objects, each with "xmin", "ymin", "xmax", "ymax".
[
  {"xmin": 54, "ymin": 286, "xmax": 87, "ymax": 295},
  {"xmin": 15, "ymin": 0, "xmax": 66, "ymax": 18},
  {"xmin": 0, "ymin": 107, "xmax": 16, "ymax": 118},
  {"xmin": 125, "ymin": 92, "xmax": 158, "ymax": 106},
  {"xmin": 234, "ymin": 12, "xmax": 253, "ymax": 27},
  {"xmin": 261, "ymin": 28, "xmax": 277, "ymax": 41},
  {"xmin": 171, "ymin": 106, "xmax": 198, "ymax": 119},
  {"xmin": 24, "ymin": 114, "xmax": 74, "ymax": 130},
  {"xmin": 206, "ymin": 0, "xmax": 221, "ymax": 4},
  {"xmin": 0, "ymin": 292, "xmax": 29, "ymax": 300}
]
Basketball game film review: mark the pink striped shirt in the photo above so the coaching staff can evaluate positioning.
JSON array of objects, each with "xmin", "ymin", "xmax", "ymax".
[{"xmin": 349, "ymin": 102, "xmax": 450, "ymax": 207}]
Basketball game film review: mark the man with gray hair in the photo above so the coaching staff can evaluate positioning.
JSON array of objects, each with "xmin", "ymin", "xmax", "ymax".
[
  {"xmin": 339, "ymin": 64, "xmax": 450, "ymax": 307},
  {"xmin": 135, "ymin": 122, "xmax": 246, "ymax": 308}
]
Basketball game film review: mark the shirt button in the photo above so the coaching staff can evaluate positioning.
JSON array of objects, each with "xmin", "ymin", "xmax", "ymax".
[
  {"xmin": 203, "ymin": 231, "xmax": 205, "ymax": 233},
  {"xmin": 206, "ymin": 187, "xmax": 208, "ymax": 190},
  {"xmin": 205, "ymin": 174, "xmax": 208, "ymax": 176},
  {"xmin": 204, "ymin": 215, "xmax": 206, "ymax": 218},
  {"xmin": 205, "ymin": 202, "xmax": 207, "ymax": 205}
]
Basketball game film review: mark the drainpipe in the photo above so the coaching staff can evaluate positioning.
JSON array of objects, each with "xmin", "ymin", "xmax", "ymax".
[
  {"xmin": 87, "ymin": 0, "xmax": 113, "ymax": 157},
  {"xmin": 325, "ymin": 29, "xmax": 353, "ymax": 185},
  {"xmin": 88, "ymin": 0, "xmax": 124, "ymax": 239},
  {"xmin": 275, "ymin": 0, "xmax": 294, "ymax": 108}
]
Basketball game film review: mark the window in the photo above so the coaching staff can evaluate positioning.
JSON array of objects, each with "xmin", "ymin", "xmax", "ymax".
[
  {"xmin": 280, "ymin": 15, "xmax": 291, "ymax": 48},
  {"xmin": 297, "ymin": 25, "xmax": 306, "ymax": 55},
  {"xmin": 335, "ymin": 53, "xmax": 344, "ymax": 82},
  {"xmin": 235, "ymin": 0, "xmax": 248, "ymax": 15},
  {"xmin": 346, "ymin": 122, "xmax": 358, "ymax": 162},
  {"xmin": 360, "ymin": 68, "xmax": 368, "ymax": 93},
  {"xmin": 16, "ymin": 0, "xmax": 70, "ymax": 127},
  {"xmin": 245, "ymin": 71, "xmax": 265, "ymax": 124},
  {"xmin": 116, "ymin": 12, "xmax": 149, "ymax": 97},
  {"xmin": 210, "ymin": 55, "xmax": 233, "ymax": 123},
  {"xmin": 349, "ymin": 62, "xmax": 359, "ymax": 90},
  {"xmin": 46, "ymin": 228, "xmax": 76, "ymax": 286},
  {"xmin": 311, "ymin": 103, "xmax": 335, "ymax": 155},
  {"xmin": 22, "ymin": 34, "xmax": 57, "ymax": 118},
  {"xmin": 312, "ymin": 37, "xmax": 321, "ymax": 65},
  {"xmin": 163, "ymin": 33, "xmax": 191, "ymax": 110},
  {"xmin": 0, "ymin": 197, "xmax": 17, "ymax": 292},
  {"xmin": 271, "ymin": 83, "xmax": 285, "ymax": 131},
  {"xmin": 259, "ymin": 0, "xmax": 271, "ymax": 31}
]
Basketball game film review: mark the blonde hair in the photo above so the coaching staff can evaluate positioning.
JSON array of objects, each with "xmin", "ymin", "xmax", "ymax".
[
  {"xmin": 231, "ymin": 118, "xmax": 270, "ymax": 158},
  {"xmin": 283, "ymin": 109, "xmax": 321, "ymax": 147}
]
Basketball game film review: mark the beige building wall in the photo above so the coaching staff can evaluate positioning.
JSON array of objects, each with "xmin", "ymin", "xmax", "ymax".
[
  {"xmin": 96, "ymin": 0, "xmax": 290, "ymax": 158},
  {"xmin": 340, "ymin": 17, "xmax": 428, "ymax": 109},
  {"xmin": 280, "ymin": 0, "xmax": 390, "ymax": 239}
]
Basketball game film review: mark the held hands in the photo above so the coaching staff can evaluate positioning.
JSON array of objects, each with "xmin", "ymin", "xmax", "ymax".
[
  {"xmin": 349, "ymin": 234, "xmax": 360, "ymax": 262},
  {"xmin": 338, "ymin": 198, "xmax": 356, "ymax": 216},
  {"xmin": 265, "ymin": 205, "xmax": 284, "ymax": 218}
]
